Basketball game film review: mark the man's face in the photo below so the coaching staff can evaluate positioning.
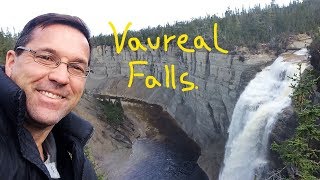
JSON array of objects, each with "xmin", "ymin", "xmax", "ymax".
[{"xmin": 5, "ymin": 24, "xmax": 90, "ymax": 126}]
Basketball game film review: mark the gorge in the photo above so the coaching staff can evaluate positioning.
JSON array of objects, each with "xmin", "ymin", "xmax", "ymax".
[{"xmin": 81, "ymin": 34, "xmax": 312, "ymax": 180}]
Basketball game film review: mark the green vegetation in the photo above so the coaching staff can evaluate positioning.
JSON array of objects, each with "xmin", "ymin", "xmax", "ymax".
[
  {"xmin": 100, "ymin": 98, "xmax": 125, "ymax": 126},
  {"xmin": 271, "ymin": 47, "xmax": 320, "ymax": 179},
  {"xmin": 0, "ymin": 29, "xmax": 16, "ymax": 64},
  {"xmin": 90, "ymin": 0, "xmax": 320, "ymax": 54},
  {"xmin": 84, "ymin": 146, "xmax": 106, "ymax": 180}
]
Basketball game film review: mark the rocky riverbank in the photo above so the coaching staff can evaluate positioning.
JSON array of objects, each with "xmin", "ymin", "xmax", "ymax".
[{"xmin": 73, "ymin": 94, "xmax": 208, "ymax": 179}]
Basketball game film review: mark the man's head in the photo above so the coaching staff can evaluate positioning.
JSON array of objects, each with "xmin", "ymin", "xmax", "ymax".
[{"xmin": 5, "ymin": 13, "xmax": 91, "ymax": 127}]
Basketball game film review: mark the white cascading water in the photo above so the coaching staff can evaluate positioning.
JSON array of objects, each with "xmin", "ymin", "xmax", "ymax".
[{"xmin": 219, "ymin": 48, "xmax": 308, "ymax": 180}]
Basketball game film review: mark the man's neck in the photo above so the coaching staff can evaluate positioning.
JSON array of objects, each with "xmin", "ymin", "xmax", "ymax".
[{"xmin": 23, "ymin": 122, "xmax": 54, "ymax": 161}]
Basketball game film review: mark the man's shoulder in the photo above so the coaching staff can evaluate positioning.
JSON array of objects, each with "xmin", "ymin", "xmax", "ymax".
[
  {"xmin": 0, "ymin": 107, "xmax": 24, "ymax": 179},
  {"xmin": 0, "ymin": 66, "xmax": 26, "ymax": 126},
  {"xmin": 0, "ymin": 107, "xmax": 13, "ymax": 136}
]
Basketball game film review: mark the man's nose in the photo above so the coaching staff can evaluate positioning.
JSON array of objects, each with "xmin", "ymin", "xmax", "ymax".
[{"xmin": 48, "ymin": 59, "xmax": 70, "ymax": 85}]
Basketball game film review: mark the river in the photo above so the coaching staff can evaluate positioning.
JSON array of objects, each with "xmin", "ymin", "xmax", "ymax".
[{"xmin": 97, "ymin": 96, "xmax": 209, "ymax": 180}]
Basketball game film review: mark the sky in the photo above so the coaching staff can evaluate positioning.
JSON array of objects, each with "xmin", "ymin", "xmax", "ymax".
[{"xmin": 1, "ymin": 0, "xmax": 293, "ymax": 36}]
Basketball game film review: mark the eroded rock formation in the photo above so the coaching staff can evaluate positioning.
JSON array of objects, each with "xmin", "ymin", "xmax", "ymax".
[{"xmin": 85, "ymin": 45, "xmax": 277, "ymax": 179}]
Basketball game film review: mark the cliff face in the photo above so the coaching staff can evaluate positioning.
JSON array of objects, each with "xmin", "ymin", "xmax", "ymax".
[{"xmin": 86, "ymin": 45, "xmax": 275, "ymax": 179}]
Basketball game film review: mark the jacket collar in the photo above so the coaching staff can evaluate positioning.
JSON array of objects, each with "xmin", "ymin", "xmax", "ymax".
[
  {"xmin": 53, "ymin": 113, "xmax": 94, "ymax": 148},
  {"xmin": 0, "ymin": 66, "xmax": 93, "ymax": 147}
]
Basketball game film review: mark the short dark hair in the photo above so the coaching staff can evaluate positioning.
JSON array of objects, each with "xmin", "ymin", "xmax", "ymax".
[{"xmin": 14, "ymin": 13, "xmax": 92, "ymax": 64}]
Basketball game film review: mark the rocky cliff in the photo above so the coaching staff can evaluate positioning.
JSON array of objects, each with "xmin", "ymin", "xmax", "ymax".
[{"xmin": 85, "ymin": 44, "xmax": 277, "ymax": 179}]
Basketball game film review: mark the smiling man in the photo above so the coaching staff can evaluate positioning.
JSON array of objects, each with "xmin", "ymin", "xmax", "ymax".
[{"xmin": 0, "ymin": 13, "xmax": 97, "ymax": 179}]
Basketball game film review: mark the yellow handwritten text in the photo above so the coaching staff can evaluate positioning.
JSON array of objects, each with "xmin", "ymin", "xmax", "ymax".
[
  {"xmin": 109, "ymin": 22, "xmax": 228, "ymax": 54},
  {"xmin": 128, "ymin": 61, "xmax": 198, "ymax": 92}
]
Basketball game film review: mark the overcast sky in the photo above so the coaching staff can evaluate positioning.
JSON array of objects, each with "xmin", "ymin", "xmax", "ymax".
[{"xmin": 1, "ymin": 0, "xmax": 292, "ymax": 35}]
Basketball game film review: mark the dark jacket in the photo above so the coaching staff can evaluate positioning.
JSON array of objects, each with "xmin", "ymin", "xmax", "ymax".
[{"xmin": 0, "ymin": 67, "xmax": 97, "ymax": 180}]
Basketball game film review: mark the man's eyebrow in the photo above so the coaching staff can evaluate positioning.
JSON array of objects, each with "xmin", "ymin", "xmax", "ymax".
[
  {"xmin": 36, "ymin": 47, "xmax": 88, "ymax": 65},
  {"xmin": 36, "ymin": 47, "xmax": 57, "ymax": 54},
  {"xmin": 70, "ymin": 59, "xmax": 88, "ymax": 65}
]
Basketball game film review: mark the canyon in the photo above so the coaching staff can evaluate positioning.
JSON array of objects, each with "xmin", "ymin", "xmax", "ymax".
[{"xmin": 80, "ymin": 34, "xmax": 311, "ymax": 179}]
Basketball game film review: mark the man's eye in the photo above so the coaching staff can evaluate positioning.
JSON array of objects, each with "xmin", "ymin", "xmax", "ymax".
[
  {"xmin": 35, "ymin": 53, "xmax": 56, "ymax": 62},
  {"xmin": 69, "ymin": 64, "xmax": 85, "ymax": 73}
]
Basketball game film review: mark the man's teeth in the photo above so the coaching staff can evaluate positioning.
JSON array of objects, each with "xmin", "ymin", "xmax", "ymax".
[{"xmin": 39, "ymin": 91, "xmax": 63, "ymax": 99}]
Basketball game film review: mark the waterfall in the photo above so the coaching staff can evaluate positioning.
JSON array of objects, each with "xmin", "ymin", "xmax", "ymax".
[{"xmin": 219, "ymin": 49, "xmax": 308, "ymax": 180}]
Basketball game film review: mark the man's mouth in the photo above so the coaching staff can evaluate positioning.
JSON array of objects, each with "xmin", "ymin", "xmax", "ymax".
[{"xmin": 38, "ymin": 90, "xmax": 64, "ymax": 99}]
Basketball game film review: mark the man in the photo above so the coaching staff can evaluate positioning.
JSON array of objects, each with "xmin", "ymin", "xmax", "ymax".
[{"xmin": 0, "ymin": 13, "xmax": 97, "ymax": 179}]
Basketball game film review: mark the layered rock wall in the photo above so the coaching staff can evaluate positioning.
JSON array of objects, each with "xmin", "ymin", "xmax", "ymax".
[{"xmin": 86, "ymin": 45, "xmax": 275, "ymax": 179}]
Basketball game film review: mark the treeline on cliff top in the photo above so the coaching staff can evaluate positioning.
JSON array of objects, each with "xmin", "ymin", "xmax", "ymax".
[
  {"xmin": 1, "ymin": 0, "xmax": 320, "ymax": 65},
  {"xmin": 90, "ymin": 0, "xmax": 320, "ymax": 54}
]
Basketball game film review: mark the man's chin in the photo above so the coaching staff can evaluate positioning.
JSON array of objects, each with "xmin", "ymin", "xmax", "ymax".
[
  {"xmin": 26, "ymin": 110, "xmax": 66, "ymax": 128},
  {"xmin": 34, "ymin": 118, "xmax": 60, "ymax": 127}
]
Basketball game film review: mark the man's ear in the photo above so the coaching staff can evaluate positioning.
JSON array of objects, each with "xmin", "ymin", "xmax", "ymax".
[{"xmin": 5, "ymin": 50, "xmax": 17, "ymax": 77}]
